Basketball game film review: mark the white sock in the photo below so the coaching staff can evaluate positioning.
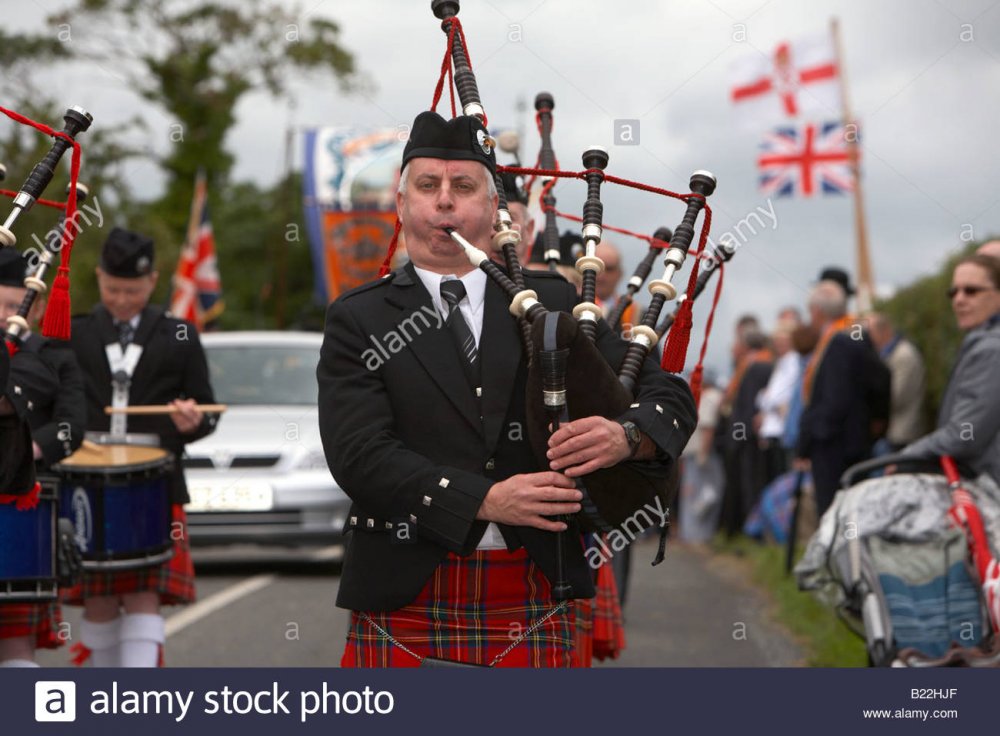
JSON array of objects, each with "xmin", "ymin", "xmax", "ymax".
[
  {"xmin": 0, "ymin": 658, "xmax": 40, "ymax": 668},
  {"xmin": 119, "ymin": 613, "xmax": 165, "ymax": 668},
  {"xmin": 80, "ymin": 617, "xmax": 122, "ymax": 667}
]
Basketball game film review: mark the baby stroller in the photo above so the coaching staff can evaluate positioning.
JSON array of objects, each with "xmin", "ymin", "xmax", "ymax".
[{"xmin": 795, "ymin": 453, "xmax": 1000, "ymax": 667}]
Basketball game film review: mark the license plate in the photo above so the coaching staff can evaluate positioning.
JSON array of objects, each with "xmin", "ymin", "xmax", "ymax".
[{"xmin": 186, "ymin": 480, "xmax": 273, "ymax": 512}]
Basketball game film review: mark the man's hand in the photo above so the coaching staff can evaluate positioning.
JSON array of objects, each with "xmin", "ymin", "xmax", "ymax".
[
  {"xmin": 169, "ymin": 398, "xmax": 203, "ymax": 434},
  {"xmin": 477, "ymin": 471, "xmax": 582, "ymax": 531},
  {"xmin": 546, "ymin": 416, "xmax": 632, "ymax": 477}
]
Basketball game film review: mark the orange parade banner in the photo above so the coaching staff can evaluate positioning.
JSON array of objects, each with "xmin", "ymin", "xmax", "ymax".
[{"xmin": 320, "ymin": 210, "xmax": 401, "ymax": 302}]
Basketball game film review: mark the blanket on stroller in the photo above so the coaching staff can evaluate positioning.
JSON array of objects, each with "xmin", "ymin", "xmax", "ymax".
[{"xmin": 795, "ymin": 473, "xmax": 1000, "ymax": 657}]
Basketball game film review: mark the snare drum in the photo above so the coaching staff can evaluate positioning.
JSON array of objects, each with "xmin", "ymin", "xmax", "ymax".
[
  {"xmin": 54, "ymin": 443, "xmax": 175, "ymax": 571},
  {"xmin": 0, "ymin": 478, "xmax": 58, "ymax": 603}
]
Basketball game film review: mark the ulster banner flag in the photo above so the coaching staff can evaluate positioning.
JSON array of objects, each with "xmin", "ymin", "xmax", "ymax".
[{"xmin": 731, "ymin": 32, "xmax": 841, "ymax": 128}]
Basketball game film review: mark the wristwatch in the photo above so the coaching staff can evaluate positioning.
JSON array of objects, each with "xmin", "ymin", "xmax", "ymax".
[{"xmin": 619, "ymin": 420, "xmax": 642, "ymax": 458}]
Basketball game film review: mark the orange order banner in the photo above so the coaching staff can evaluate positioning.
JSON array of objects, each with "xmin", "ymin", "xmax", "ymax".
[{"xmin": 321, "ymin": 211, "xmax": 402, "ymax": 302}]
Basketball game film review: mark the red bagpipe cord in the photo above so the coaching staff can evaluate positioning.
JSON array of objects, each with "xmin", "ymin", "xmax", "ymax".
[
  {"xmin": 0, "ymin": 106, "xmax": 84, "ymax": 340},
  {"xmin": 378, "ymin": 16, "xmax": 482, "ymax": 279},
  {"xmin": 941, "ymin": 456, "xmax": 1000, "ymax": 634},
  {"xmin": 498, "ymin": 165, "xmax": 716, "ymax": 377},
  {"xmin": 523, "ymin": 111, "xmax": 559, "ymax": 198},
  {"xmin": 687, "ymin": 263, "xmax": 724, "ymax": 409},
  {"xmin": 377, "ymin": 16, "xmax": 721, "ymax": 378}
]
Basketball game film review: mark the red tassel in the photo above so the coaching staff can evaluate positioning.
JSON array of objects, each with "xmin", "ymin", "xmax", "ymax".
[
  {"xmin": 661, "ymin": 299, "xmax": 693, "ymax": 374},
  {"xmin": 0, "ymin": 482, "xmax": 41, "ymax": 510},
  {"xmin": 41, "ymin": 267, "xmax": 72, "ymax": 340}
]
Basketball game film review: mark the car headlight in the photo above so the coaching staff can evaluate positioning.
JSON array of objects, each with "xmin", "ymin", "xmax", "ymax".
[{"xmin": 296, "ymin": 448, "xmax": 331, "ymax": 471}]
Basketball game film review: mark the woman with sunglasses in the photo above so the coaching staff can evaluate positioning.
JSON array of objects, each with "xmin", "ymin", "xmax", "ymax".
[{"xmin": 901, "ymin": 254, "xmax": 1000, "ymax": 484}]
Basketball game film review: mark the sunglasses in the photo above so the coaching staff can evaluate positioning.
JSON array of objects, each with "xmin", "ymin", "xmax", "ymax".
[{"xmin": 947, "ymin": 285, "xmax": 997, "ymax": 299}]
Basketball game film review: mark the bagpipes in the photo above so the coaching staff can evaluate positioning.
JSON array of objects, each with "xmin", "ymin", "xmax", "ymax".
[
  {"xmin": 534, "ymin": 92, "xmax": 562, "ymax": 272},
  {"xmin": 391, "ymin": 0, "xmax": 727, "ymax": 589},
  {"xmin": 0, "ymin": 105, "xmax": 93, "ymax": 344},
  {"xmin": 605, "ymin": 226, "xmax": 671, "ymax": 334}
]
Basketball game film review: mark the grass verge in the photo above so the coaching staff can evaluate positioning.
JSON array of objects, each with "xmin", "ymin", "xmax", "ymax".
[{"xmin": 712, "ymin": 534, "xmax": 869, "ymax": 667}]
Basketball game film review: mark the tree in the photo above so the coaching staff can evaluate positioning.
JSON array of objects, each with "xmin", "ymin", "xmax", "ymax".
[
  {"xmin": 208, "ymin": 173, "xmax": 323, "ymax": 331},
  {"xmin": 2, "ymin": 1, "xmax": 362, "ymax": 326},
  {"xmin": 40, "ymin": 0, "xmax": 359, "ymax": 236},
  {"xmin": 876, "ymin": 243, "xmax": 982, "ymax": 420}
]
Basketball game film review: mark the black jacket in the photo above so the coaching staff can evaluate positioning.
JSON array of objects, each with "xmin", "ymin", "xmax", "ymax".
[
  {"xmin": 0, "ymin": 340, "xmax": 36, "ymax": 497},
  {"xmin": 318, "ymin": 262, "xmax": 697, "ymax": 612},
  {"xmin": 797, "ymin": 331, "xmax": 876, "ymax": 462},
  {"xmin": 5, "ymin": 333, "xmax": 87, "ymax": 467},
  {"xmin": 70, "ymin": 304, "xmax": 217, "ymax": 504}
]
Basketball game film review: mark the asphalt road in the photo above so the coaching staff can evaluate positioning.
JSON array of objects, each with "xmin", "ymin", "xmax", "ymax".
[{"xmin": 36, "ymin": 537, "xmax": 803, "ymax": 668}]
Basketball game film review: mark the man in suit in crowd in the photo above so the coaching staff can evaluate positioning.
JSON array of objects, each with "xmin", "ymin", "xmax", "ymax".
[
  {"xmin": 795, "ymin": 280, "xmax": 880, "ymax": 515},
  {"xmin": 318, "ymin": 111, "xmax": 696, "ymax": 667},
  {"xmin": 67, "ymin": 228, "xmax": 217, "ymax": 667}
]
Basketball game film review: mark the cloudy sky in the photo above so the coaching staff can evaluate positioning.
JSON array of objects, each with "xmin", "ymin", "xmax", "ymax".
[{"xmin": 9, "ymin": 0, "xmax": 1000, "ymax": 371}]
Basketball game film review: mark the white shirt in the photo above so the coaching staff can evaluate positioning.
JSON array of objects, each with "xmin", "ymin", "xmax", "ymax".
[
  {"xmin": 757, "ymin": 350, "xmax": 801, "ymax": 439},
  {"xmin": 412, "ymin": 265, "xmax": 505, "ymax": 550},
  {"xmin": 413, "ymin": 266, "xmax": 486, "ymax": 348}
]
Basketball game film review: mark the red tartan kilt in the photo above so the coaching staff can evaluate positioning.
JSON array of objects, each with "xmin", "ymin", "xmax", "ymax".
[
  {"xmin": 61, "ymin": 505, "xmax": 195, "ymax": 606},
  {"xmin": 590, "ymin": 559, "xmax": 625, "ymax": 660},
  {"xmin": 342, "ymin": 548, "xmax": 578, "ymax": 668},
  {"xmin": 0, "ymin": 601, "xmax": 64, "ymax": 649}
]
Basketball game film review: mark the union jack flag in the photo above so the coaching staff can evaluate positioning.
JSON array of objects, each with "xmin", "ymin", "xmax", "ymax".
[
  {"xmin": 757, "ymin": 121, "xmax": 856, "ymax": 198},
  {"xmin": 170, "ymin": 170, "xmax": 224, "ymax": 329}
]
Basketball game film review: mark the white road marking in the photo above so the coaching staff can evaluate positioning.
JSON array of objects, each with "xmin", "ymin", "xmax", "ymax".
[
  {"xmin": 165, "ymin": 545, "xmax": 342, "ymax": 638},
  {"xmin": 307, "ymin": 545, "xmax": 344, "ymax": 563},
  {"xmin": 165, "ymin": 574, "xmax": 276, "ymax": 638}
]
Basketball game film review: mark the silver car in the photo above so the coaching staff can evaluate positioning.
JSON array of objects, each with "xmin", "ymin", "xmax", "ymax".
[{"xmin": 183, "ymin": 331, "xmax": 350, "ymax": 546}]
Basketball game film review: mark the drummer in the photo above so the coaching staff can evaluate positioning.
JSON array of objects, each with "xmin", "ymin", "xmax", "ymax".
[
  {"xmin": 65, "ymin": 227, "xmax": 218, "ymax": 667},
  {"xmin": 0, "ymin": 249, "xmax": 87, "ymax": 667}
]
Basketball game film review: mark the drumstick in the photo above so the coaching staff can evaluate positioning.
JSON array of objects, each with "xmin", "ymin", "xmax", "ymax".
[{"xmin": 103, "ymin": 404, "xmax": 228, "ymax": 415}]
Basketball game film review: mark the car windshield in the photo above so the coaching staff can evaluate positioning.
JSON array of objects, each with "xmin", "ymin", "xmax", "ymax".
[{"xmin": 206, "ymin": 345, "xmax": 319, "ymax": 406}]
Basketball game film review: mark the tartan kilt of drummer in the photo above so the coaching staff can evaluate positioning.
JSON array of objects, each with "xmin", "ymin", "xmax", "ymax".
[
  {"xmin": 61, "ymin": 504, "xmax": 195, "ymax": 606},
  {"xmin": 572, "ymin": 542, "xmax": 627, "ymax": 666},
  {"xmin": 0, "ymin": 602, "xmax": 64, "ymax": 649},
  {"xmin": 342, "ymin": 548, "xmax": 580, "ymax": 668}
]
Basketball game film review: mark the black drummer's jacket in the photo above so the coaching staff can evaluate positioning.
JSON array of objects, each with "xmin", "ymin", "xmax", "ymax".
[
  {"xmin": 0, "ymin": 340, "xmax": 36, "ymax": 497},
  {"xmin": 4, "ymin": 333, "xmax": 87, "ymax": 468},
  {"xmin": 70, "ymin": 304, "xmax": 217, "ymax": 504},
  {"xmin": 318, "ymin": 263, "xmax": 698, "ymax": 612}
]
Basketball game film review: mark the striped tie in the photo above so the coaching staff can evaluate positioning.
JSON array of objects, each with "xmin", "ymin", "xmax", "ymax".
[
  {"xmin": 115, "ymin": 320, "xmax": 135, "ymax": 350},
  {"xmin": 440, "ymin": 279, "xmax": 480, "ymax": 377}
]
